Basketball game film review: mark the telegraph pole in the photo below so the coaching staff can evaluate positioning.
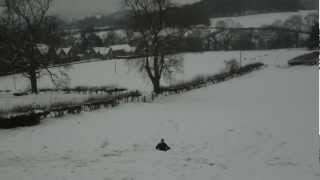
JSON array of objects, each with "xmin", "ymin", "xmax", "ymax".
[
  {"xmin": 13, "ymin": 70, "xmax": 17, "ymax": 90},
  {"xmin": 239, "ymin": 50, "xmax": 242, "ymax": 67}
]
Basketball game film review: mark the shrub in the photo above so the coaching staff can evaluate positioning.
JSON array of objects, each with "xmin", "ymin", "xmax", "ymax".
[
  {"xmin": 288, "ymin": 51, "xmax": 319, "ymax": 66},
  {"xmin": 13, "ymin": 92, "xmax": 29, "ymax": 97},
  {"xmin": 160, "ymin": 62, "xmax": 264, "ymax": 93},
  {"xmin": 223, "ymin": 59, "xmax": 240, "ymax": 74},
  {"xmin": 237, "ymin": 62, "xmax": 264, "ymax": 74},
  {"xmin": 0, "ymin": 112, "xmax": 42, "ymax": 129}
]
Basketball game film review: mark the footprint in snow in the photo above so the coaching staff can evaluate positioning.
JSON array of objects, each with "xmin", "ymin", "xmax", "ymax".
[
  {"xmin": 215, "ymin": 163, "xmax": 228, "ymax": 170},
  {"xmin": 255, "ymin": 130, "xmax": 272, "ymax": 139},
  {"xmin": 101, "ymin": 152, "xmax": 121, "ymax": 158},
  {"xmin": 185, "ymin": 157, "xmax": 215, "ymax": 167},
  {"xmin": 100, "ymin": 139, "xmax": 109, "ymax": 149},
  {"xmin": 122, "ymin": 177, "xmax": 134, "ymax": 180},
  {"xmin": 265, "ymin": 157, "xmax": 300, "ymax": 167},
  {"xmin": 73, "ymin": 160, "xmax": 88, "ymax": 168}
]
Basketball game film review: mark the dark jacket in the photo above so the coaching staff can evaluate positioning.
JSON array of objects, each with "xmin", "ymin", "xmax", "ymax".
[{"xmin": 156, "ymin": 142, "xmax": 171, "ymax": 151}]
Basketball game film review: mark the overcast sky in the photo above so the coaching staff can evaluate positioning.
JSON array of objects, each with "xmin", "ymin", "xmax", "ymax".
[{"xmin": 51, "ymin": 0, "xmax": 200, "ymax": 19}]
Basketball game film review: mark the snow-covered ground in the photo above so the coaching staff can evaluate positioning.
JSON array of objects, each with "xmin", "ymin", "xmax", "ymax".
[
  {"xmin": 210, "ymin": 10, "xmax": 318, "ymax": 27},
  {"xmin": 0, "ymin": 49, "xmax": 312, "ymax": 112},
  {"xmin": 0, "ymin": 54, "xmax": 318, "ymax": 179},
  {"xmin": 0, "ymin": 49, "xmax": 312, "ymax": 93}
]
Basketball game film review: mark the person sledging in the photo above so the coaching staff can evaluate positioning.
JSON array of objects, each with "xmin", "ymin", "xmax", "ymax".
[{"xmin": 155, "ymin": 139, "xmax": 171, "ymax": 152}]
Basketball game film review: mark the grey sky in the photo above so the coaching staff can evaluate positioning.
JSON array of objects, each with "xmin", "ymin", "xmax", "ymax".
[{"xmin": 51, "ymin": 0, "xmax": 200, "ymax": 19}]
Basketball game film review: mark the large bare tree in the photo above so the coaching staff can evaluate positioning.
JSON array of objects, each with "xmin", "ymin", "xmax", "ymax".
[
  {"xmin": 0, "ymin": 0, "xmax": 64, "ymax": 94},
  {"xmin": 124, "ymin": 0, "xmax": 183, "ymax": 94}
]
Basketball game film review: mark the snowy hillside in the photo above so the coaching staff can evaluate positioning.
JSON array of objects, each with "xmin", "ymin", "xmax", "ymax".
[
  {"xmin": 0, "ymin": 55, "xmax": 318, "ymax": 179},
  {"xmin": 0, "ymin": 49, "xmax": 312, "ymax": 93},
  {"xmin": 0, "ymin": 0, "xmax": 318, "ymax": 179},
  {"xmin": 210, "ymin": 10, "xmax": 318, "ymax": 27},
  {"xmin": 0, "ymin": 49, "xmax": 314, "ymax": 115}
]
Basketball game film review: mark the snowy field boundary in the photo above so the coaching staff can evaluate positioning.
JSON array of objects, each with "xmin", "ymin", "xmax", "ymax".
[
  {"xmin": 0, "ymin": 62, "xmax": 265, "ymax": 129},
  {"xmin": 0, "ymin": 90, "xmax": 142, "ymax": 129},
  {"xmin": 0, "ymin": 86, "xmax": 128, "ymax": 115},
  {"xmin": 159, "ymin": 62, "xmax": 265, "ymax": 94}
]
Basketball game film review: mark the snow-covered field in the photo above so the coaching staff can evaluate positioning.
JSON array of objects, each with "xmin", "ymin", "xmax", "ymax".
[
  {"xmin": 210, "ymin": 10, "xmax": 318, "ymax": 27},
  {"xmin": 0, "ymin": 54, "xmax": 318, "ymax": 179},
  {"xmin": 0, "ymin": 49, "xmax": 312, "ymax": 112},
  {"xmin": 0, "ymin": 49, "xmax": 312, "ymax": 93},
  {"xmin": 0, "ymin": 4, "xmax": 318, "ymax": 179}
]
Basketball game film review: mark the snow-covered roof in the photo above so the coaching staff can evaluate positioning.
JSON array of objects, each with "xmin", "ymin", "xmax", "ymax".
[
  {"xmin": 57, "ymin": 47, "xmax": 71, "ymax": 54},
  {"xmin": 56, "ymin": 47, "xmax": 71, "ymax": 55},
  {"xmin": 114, "ymin": 30, "xmax": 127, "ymax": 38},
  {"xmin": 56, "ymin": 48, "xmax": 62, "ymax": 54},
  {"xmin": 36, "ymin": 44, "xmax": 49, "ymax": 55},
  {"xmin": 63, "ymin": 48, "xmax": 71, "ymax": 54},
  {"xmin": 93, "ymin": 47, "xmax": 111, "ymax": 55},
  {"xmin": 110, "ymin": 44, "xmax": 136, "ymax": 53}
]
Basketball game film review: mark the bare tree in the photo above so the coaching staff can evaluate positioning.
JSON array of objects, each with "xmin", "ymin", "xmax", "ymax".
[
  {"xmin": 0, "ymin": 0, "xmax": 64, "ymax": 94},
  {"xmin": 124, "ymin": 0, "xmax": 183, "ymax": 94},
  {"xmin": 103, "ymin": 30, "xmax": 122, "ymax": 46}
]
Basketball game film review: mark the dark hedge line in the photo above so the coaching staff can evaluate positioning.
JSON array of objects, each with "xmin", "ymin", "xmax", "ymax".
[
  {"xmin": 0, "ymin": 90, "xmax": 142, "ymax": 129},
  {"xmin": 0, "ymin": 112, "xmax": 44, "ymax": 129},
  {"xmin": 13, "ymin": 86, "xmax": 127, "ymax": 97},
  {"xmin": 160, "ymin": 62, "xmax": 265, "ymax": 94}
]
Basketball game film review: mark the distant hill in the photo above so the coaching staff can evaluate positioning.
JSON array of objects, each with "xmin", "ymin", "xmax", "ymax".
[
  {"xmin": 300, "ymin": 0, "xmax": 319, "ymax": 9},
  {"xmin": 64, "ymin": 0, "xmax": 318, "ymax": 30},
  {"xmin": 65, "ymin": 10, "xmax": 129, "ymax": 30},
  {"xmin": 210, "ymin": 10, "xmax": 318, "ymax": 28}
]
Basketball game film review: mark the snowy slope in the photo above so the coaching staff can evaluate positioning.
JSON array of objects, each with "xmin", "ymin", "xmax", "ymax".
[
  {"xmin": 0, "ymin": 49, "xmax": 312, "ymax": 111},
  {"xmin": 0, "ymin": 49, "xmax": 312, "ymax": 93},
  {"xmin": 0, "ymin": 57, "xmax": 318, "ymax": 179},
  {"xmin": 210, "ymin": 10, "xmax": 318, "ymax": 28}
]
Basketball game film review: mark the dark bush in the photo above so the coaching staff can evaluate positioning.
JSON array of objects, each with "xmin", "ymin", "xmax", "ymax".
[
  {"xmin": 0, "ymin": 112, "xmax": 42, "ymax": 129},
  {"xmin": 237, "ymin": 62, "xmax": 264, "ymax": 74},
  {"xmin": 288, "ymin": 51, "xmax": 319, "ymax": 66},
  {"xmin": 13, "ymin": 92, "xmax": 29, "ymax": 97},
  {"xmin": 160, "ymin": 62, "xmax": 264, "ymax": 94}
]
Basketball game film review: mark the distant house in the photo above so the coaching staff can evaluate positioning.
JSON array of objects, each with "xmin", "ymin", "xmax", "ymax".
[
  {"xmin": 54, "ymin": 47, "xmax": 74, "ymax": 63},
  {"xmin": 68, "ymin": 46, "xmax": 82, "ymax": 60},
  {"xmin": 36, "ymin": 44, "xmax": 50, "ymax": 56},
  {"xmin": 110, "ymin": 44, "xmax": 136, "ymax": 57},
  {"xmin": 36, "ymin": 43, "xmax": 57, "ymax": 63},
  {"xmin": 92, "ymin": 47, "xmax": 112, "ymax": 59},
  {"xmin": 56, "ymin": 48, "xmax": 71, "ymax": 59},
  {"xmin": 34, "ymin": 44, "xmax": 82, "ymax": 64},
  {"xmin": 35, "ymin": 44, "xmax": 64, "ymax": 64},
  {"xmin": 70, "ymin": 47, "xmax": 97, "ymax": 60},
  {"xmin": 84, "ymin": 47, "xmax": 97, "ymax": 58}
]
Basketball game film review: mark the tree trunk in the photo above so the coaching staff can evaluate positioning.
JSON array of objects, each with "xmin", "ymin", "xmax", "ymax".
[
  {"xmin": 29, "ymin": 68, "xmax": 38, "ymax": 94},
  {"xmin": 152, "ymin": 78, "xmax": 161, "ymax": 94},
  {"xmin": 144, "ymin": 57, "xmax": 162, "ymax": 94}
]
